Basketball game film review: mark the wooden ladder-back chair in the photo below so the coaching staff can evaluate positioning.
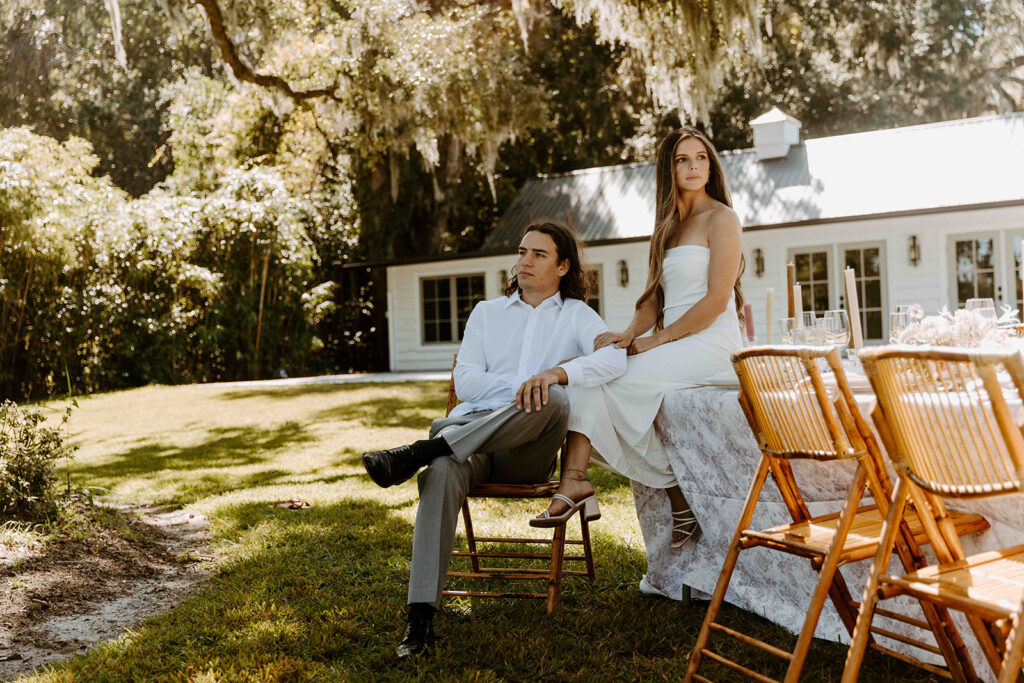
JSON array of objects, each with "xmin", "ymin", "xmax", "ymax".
[
  {"xmin": 844, "ymin": 346, "xmax": 1024, "ymax": 682},
  {"xmin": 685, "ymin": 345, "xmax": 988, "ymax": 683},
  {"xmin": 440, "ymin": 356, "xmax": 596, "ymax": 614}
]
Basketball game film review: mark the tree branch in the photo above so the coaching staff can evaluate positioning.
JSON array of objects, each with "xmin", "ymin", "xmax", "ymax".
[
  {"xmin": 996, "ymin": 54, "xmax": 1024, "ymax": 75},
  {"xmin": 194, "ymin": 0, "xmax": 340, "ymax": 101},
  {"xmin": 995, "ymin": 82, "xmax": 1021, "ymax": 111}
]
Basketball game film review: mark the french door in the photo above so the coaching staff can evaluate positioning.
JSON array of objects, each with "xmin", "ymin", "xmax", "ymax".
[{"xmin": 949, "ymin": 233, "xmax": 998, "ymax": 308}]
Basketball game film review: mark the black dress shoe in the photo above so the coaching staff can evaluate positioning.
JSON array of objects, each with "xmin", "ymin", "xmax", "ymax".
[
  {"xmin": 361, "ymin": 445, "xmax": 421, "ymax": 488},
  {"xmin": 396, "ymin": 609, "xmax": 435, "ymax": 659}
]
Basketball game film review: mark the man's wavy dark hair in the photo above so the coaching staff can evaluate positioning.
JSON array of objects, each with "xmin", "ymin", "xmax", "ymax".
[{"xmin": 503, "ymin": 218, "xmax": 592, "ymax": 302}]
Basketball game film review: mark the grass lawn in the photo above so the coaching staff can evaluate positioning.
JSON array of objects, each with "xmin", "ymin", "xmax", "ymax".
[{"xmin": 16, "ymin": 379, "xmax": 935, "ymax": 681}]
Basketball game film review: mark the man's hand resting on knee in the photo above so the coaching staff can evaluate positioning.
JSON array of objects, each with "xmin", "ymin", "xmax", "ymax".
[{"xmin": 516, "ymin": 367, "xmax": 568, "ymax": 413}]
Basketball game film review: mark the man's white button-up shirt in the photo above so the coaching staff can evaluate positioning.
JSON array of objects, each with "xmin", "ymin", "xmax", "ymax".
[{"xmin": 450, "ymin": 290, "xmax": 627, "ymax": 417}]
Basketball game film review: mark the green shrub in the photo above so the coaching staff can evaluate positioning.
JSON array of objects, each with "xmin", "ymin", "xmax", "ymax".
[
  {"xmin": 0, "ymin": 401, "xmax": 76, "ymax": 520},
  {"xmin": 0, "ymin": 127, "xmax": 331, "ymax": 399}
]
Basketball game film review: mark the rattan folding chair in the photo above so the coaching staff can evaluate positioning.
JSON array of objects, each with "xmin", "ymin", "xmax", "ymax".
[
  {"xmin": 843, "ymin": 346, "xmax": 1024, "ymax": 682},
  {"xmin": 684, "ymin": 346, "xmax": 988, "ymax": 683},
  {"xmin": 439, "ymin": 356, "xmax": 596, "ymax": 613}
]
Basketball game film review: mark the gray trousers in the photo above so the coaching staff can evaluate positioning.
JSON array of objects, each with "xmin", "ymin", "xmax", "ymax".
[{"xmin": 407, "ymin": 385, "xmax": 570, "ymax": 607}]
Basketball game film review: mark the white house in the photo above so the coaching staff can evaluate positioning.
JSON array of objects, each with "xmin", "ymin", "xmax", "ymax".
[{"xmin": 384, "ymin": 110, "xmax": 1024, "ymax": 371}]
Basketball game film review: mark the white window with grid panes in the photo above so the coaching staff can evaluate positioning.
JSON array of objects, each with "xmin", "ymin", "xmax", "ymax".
[
  {"xmin": 842, "ymin": 243, "xmax": 886, "ymax": 342},
  {"xmin": 421, "ymin": 274, "xmax": 485, "ymax": 344},
  {"xmin": 788, "ymin": 248, "xmax": 831, "ymax": 318},
  {"xmin": 949, "ymin": 233, "xmax": 998, "ymax": 308}
]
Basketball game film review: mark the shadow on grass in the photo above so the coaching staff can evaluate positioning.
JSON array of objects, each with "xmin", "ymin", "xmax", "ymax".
[
  {"xmin": 36, "ymin": 495, "xmax": 933, "ymax": 683},
  {"xmin": 314, "ymin": 396, "xmax": 444, "ymax": 431},
  {"xmin": 71, "ymin": 422, "xmax": 314, "ymax": 489},
  {"xmin": 217, "ymin": 381, "xmax": 447, "ymax": 402}
]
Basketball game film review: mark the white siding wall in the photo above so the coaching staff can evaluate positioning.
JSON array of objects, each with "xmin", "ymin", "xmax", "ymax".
[
  {"xmin": 740, "ymin": 205, "xmax": 1024, "ymax": 344},
  {"xmin": 387, "ymin": 242, "xmax": 649, "ymax": 370},
  {"xmin": 387, "ymin": 204, "xmax": 1024, "ymax": 369}
]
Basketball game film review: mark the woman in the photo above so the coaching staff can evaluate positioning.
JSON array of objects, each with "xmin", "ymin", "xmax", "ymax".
[{"xmin": 531, "ymin": 127, "xmax": 744, "ymax": 548}]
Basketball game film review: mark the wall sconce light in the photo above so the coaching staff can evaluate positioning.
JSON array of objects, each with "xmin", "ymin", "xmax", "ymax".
[
  {"xmin": 618, "ymin": 260, "xmax": 629, "ymax": 287},
  {"xmin": 908, "ymin": 235, "xmax": 920, "ymax": 266},
  {"xmin": 753, "ymin": 248, "xmax": 765, "ymax": 277}
]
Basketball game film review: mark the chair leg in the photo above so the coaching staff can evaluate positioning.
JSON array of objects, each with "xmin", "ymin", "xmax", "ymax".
[
  {"xmin": 580, "ymin": 514, "xmax": 596, "ymax": 581},
  {"xmin": 684, "ymin": 455, "xmax": 772, "ymax": 683},
  {"xmin": 461, "ymin": 499, "xmax": 479, "ymax": 573},
  {"xmin": 546, "ymin": 524, "xmax": 567, "ymax": 614},
  {"xmin": 908, "ymin": 485, "xmax": 1001, "ymax": 678},
  {"xmin": 841, "ymin": 476, "xmax": 910, "ymax": 683},
  {"xmin": 824, "ymin": 567, "xmax": 861, "ymax": 637},
  {"xmin": 997, "ymin": 610, "xmax": 1024, "ymax": 683},
  {"xmin": 784, "ymin": 464, "xmax": 869, "ymax": 682}
]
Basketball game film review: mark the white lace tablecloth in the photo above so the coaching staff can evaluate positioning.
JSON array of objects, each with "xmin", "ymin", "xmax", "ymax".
[{"xmin": 631, "ymin": 384, "xmax": 1024, "ymax": 675}]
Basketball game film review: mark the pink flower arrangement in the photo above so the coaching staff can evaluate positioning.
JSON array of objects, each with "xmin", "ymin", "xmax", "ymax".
[{"xmin": 894, "ymin": 306, "xmax": 1019, "ymax": 348}]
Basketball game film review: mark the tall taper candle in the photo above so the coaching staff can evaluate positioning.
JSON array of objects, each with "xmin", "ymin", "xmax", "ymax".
[
  {"xmin": 786, "ymin": 263, "xmax": 796, "ymax": 317},
  {"xmin": 744, "ymin": 304, "xmax": 754, "ymax": 341},
  {"xmin": 845, "ymin": 267, "xmax": 864, "ymax": 349},
  {"xmin": 765, "ymin": 288, "xmax": 774, "ymax": 343},
  {"xmin": 794, "ymin": 284, "xmax": 803, "ymax": 324}
]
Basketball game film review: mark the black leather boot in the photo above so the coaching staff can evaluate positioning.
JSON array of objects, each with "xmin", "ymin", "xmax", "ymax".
[
  {"xmin": 396, "ymin": 603, "xmax": 436, "ymax": 659},
  {"xmin": 361, "ymin": 444, "xmax": 423, "ymax": 488},
  {"xmin": 361, "ymin": 438, "xmax": 453, "ymax": 488}
]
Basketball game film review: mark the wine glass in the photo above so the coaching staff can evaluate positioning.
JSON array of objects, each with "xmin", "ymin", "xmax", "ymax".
[
  {"xmin": 965, "ymin": 298, "xmax": 996, "ymax": 314},
  {"xmin": 799, "ymin": 312, "xmax": 823, "ymax": 345},
  {"xmin": 965, "ymin": 297, "xmax": 997, "ymax": 344},
  {"xmin": 890, "ymin": 311, "xmax": 911, "ymax": 343},
  {"xmin": 823, "ymin": 310, "xmax": 850, "ymax": 355},
  {"xmin": 778, "ymin": 318, "xmax": 797, "ymax": 344}
]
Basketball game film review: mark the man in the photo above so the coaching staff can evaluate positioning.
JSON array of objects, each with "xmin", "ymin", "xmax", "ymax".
[{"xmin": 361, "ymin": 218, "xmax": 627, "ymax": 659}]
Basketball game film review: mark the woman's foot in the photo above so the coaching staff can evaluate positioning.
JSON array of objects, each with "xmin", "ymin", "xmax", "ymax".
[
  {"xmin": 544, "ymin": 478, "xmax": 595, "ymax": 517},
  {"xmin": 530, "ymin": 468, "xmax": 594, "ymax": 525},
  {"xmin": 671, "ymin": 507, "xmax": 700, "ymax": 548}
]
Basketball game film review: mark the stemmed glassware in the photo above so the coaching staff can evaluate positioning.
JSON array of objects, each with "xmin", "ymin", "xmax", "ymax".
[
  {"xmin": 890, "ymin": 312, "xmax": 911, "ymax": 343},
  {"xmin": 822, "ymin": 310, "xmax": 850, "ymax": 356},
  {"xmin": 966, "ymin": 297, "xmax": 998, "ymax": 345},
  {"xmin": 965, "ymin": 298, "xmax": 996, "ymax": 316},
  {"xmin": 891, "ymin": 303, "xmax": 924, "ymax": 344},
  {"xmin": 777, "ymin": 312, "xmax": 850, "ymax": 350},
  {"xmin": 965, "ymin": 297, "xmax": 998, "ymax": 323},
  {"xmin": 798, "ymin": 312, "xmax": 821, "ymax": 345},
  {"xmin": 778, "ymin": 318, "xmax": 797, "ymax": 344}
]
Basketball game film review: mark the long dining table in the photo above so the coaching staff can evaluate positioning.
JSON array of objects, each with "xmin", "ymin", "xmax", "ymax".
[{"xmin": 628, "ymin": 375, "xmax": 1024, "ymax": 676}]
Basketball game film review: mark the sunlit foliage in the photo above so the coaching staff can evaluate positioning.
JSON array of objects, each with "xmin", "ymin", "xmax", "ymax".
[{"xmin": 0, "ymin": 128, "xmax": 324, "ymax": 399}]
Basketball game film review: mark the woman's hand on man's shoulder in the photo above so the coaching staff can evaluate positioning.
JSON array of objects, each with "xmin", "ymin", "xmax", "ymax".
[{"xmin": 594, "ymin": 330, "xmax": 635, "ymax": 351}]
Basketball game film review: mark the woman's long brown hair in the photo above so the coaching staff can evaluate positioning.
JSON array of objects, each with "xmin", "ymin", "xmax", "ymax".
[{"xmin": 636, "ymin": 126, "xmax": 745, "ymax": 330}]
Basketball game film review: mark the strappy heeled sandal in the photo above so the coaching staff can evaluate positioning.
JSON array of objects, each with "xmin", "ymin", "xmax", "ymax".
[
  {"xmin": 530, "ymin": 493, "xmax": 601, "ymax": 528},
  {"xmin": 671, "ymin": 508, "xmax": 701, "ymax": 548}
]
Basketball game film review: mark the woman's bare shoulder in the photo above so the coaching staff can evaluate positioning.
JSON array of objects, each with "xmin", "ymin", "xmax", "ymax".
[{"xmin": 706, "ymin": 203, "xmax": 741, "ymax": 237}]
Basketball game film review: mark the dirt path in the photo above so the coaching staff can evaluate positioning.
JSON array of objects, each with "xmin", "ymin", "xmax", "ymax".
[{"xmin": 0, "ymin": 507, "xmax": 214, "ymax": 680}]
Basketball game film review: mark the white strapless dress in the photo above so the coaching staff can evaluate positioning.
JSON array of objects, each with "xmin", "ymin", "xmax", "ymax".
[{"xmin": 567, "ymin": 245, "xmax": 743, "ymax": 488}]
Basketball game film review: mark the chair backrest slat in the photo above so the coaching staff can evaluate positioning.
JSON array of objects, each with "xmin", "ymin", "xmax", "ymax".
[
  {"xmin": 861, "ymin": 346, "xmax": 1024, "ymax": 497},
  {"xmin": 446, "ymin": 354, "xmax": 459, "ymax": 417},
  {"xmin": 732, "ymin": 345, "xmax": 855, "ymax": 460}
]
